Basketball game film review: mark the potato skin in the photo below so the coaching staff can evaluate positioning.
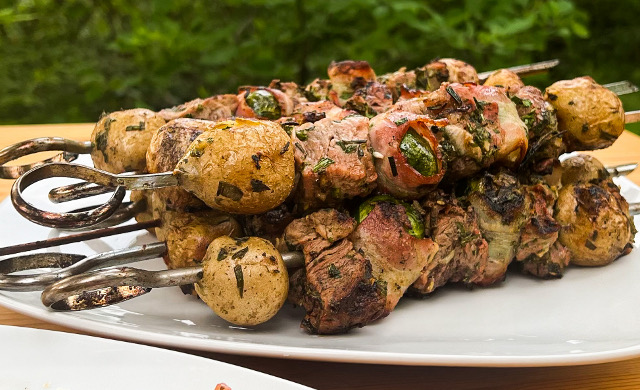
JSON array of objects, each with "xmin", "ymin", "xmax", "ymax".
[
  {"xmin": 162, "ymin": 210, "xmax": 242, "ymax": 270},
  {"xmin": 555, "ymin": 180, "xmax": 634, "ymax": 266},
  {"xmin": 560, "ymin": 154, "xmax": 608, "ymax": 186},
  {"xmin": 91, "ymin": 108, "xmax": 166, "ymax": 173},
  {"xmin": 545, "ymin": 76, "xmax": 625, "ymax": 151},
  {"xmin": 147, "ymin": 118, "xmax": 211, "ymax": 212},
  {"xmin": 174, "ymin": 118, "xmax": 295, "ymax": 214},
  {"xmin": 195, "ymin": 236, "xmax": 289, "ymax": 326},
  {"xmin": 483, "ymin": 69, "xmax": 524, "ymax": 95}
]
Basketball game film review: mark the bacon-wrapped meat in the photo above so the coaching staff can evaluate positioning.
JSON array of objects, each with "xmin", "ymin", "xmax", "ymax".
[{"xmin": 369, "ymin": 111, "xmax": 446, "ymax": 198}]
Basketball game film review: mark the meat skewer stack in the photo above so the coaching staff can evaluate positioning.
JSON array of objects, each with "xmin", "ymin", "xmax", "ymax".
[{"xmin": 1, "ymin": 57, "xmax": 639, "ymax": 335}]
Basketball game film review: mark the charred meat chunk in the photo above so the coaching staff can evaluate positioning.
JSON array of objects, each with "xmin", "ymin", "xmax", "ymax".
[
  {"xmin": 284, "ymin": 209, "xmax": 387, "ymax": 334},
  {"xmin": 411, "ymin": 191, "xmax": 489, "ymax": 294},
  {"xmin": 146, "ymin": 118, "xmax": 211, "ymax": 212}
]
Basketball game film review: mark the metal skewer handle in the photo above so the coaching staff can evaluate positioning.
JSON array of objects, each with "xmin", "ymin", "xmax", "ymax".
[
  {"xmin": 0, "ymin": 241, "xmax": 167, "ymax": 292},
  {"xmin": 0, "ymin": 137, "xmax": 91, "ymax": 179},
  {"xmin": 40, "ymin": 251, "xmax": 305, "ymax": 311},
  {"xmin": 11, "ymin": 162, "xmax": 176, "ymax": 229}
]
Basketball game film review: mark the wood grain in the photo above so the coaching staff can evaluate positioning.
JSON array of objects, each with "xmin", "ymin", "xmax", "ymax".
[{"xmin": 1, "ymin": 124, "xmax": 640, "ymax": 390}]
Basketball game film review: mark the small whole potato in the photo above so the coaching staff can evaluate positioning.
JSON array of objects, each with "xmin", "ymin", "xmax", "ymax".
[
  {"xmin": 91, "ymin": 108, "xmax": 166, "ymax": 173},
  {"xmin": 545, "ymin": 76, "xmax": 625, "ymax": 151},
  {"xmin": 174, "ymin": 118, "xmax": 295, "ymax": 214},
  {"xmin": 483, "ymin": 69, "xmax": 524, "ymax": 95},
  {"xmin": 195, "ymin": 236, "xmax": 289, "ymax": 326},
  {"xmin": 555, "ymin": 180, "xmax": 634, "ymax": 266},
  {"xmin": 560, "ymin": 154, "xmax": 608, "ymax": 186}
]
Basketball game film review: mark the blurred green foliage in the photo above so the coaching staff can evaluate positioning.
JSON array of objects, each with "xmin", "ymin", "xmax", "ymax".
[{"xmin": 0, "ymin": 0, "xmax": 638, "ymax": 133}]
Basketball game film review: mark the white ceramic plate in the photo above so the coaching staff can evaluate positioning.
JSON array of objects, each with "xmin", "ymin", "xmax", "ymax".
[
  {"xmin": 1, "ymin": 164, "xmax": 639, "ymax": 367},
  {"xmin": 0, "ymin": 325, "xmax": 313, "ymax": 389}
]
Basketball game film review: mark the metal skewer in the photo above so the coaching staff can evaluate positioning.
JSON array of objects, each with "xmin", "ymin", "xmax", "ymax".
[
  {"xmin": 0, "ymin": 137, "xmax": 91, "ymax": 180},
  {"xmin": 478, "ymin": 59, "xmax": 560, "ymax": 82}
]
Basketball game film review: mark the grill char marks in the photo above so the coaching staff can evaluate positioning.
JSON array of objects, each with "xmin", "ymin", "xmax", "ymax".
[
  {"xmin": 284, "ymin": 209, "xmax": 387, "ymax": 334},
  {"xmin": 411, "ymin": 191, "xmax": 489, "ymax": 294}
]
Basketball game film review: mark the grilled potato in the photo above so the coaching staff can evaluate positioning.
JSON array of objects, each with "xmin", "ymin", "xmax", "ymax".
[
  {"xmin": 195, "ymin": 236, "xmax": 289, "ymax": 326},
  {"xmin": 545, "ymin": 76, "xmax": 625, "ymax": 151},
  {"xmin": 91, "ymin": 108, "xmax": 165, "ymax": 173},
  {"xmin": 174, "ymin": 118, "xmax": 295, "ymax": 214}
]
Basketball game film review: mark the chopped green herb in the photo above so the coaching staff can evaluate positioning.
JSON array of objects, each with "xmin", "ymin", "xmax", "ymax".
[
  {"xmin": 251, "ymin": 154, "xmax": 261, "ymax": 169},
  {"xmin": 280, "ymin": 141, "xmax": 290, "ymax": 155},
  {"xmin": 250, "ymin": 179, "xmax": 271, "ymax": 192},
  {"xmin": 125, "ymin": 121, "xmax": 146, "ymax": 131},
  {"xmin": 510, "ymin": 95, "xmax": 532, "ymax": 107},
  {"xmin": 233, "ymin": 264, "xmax": 244, "ymax": 298},
  {"xmin": 217, "ymin": 248, "xmax": 228, "ymax": 261},
  {"xmin": 103, "ymin": 116, "xmax": 116, "ymax": 132},
  {"xmin": 388, "ymin": 156, "xmax": 398, "ymax": 176},
  {"xmin": 521, "ymin": 112, "xmax": 537, "ymax": 129},
  {"xmin": 296, "ymin": 129, "xmax": 309, "ymax": 141},
  {"xmin": 232, "ymin": 247, "xmax": 249, "ymax": 259},
  {"xmin": 446, "ymin": 85, "xmax": 462, "ymax": 104},
  {"xmin": 376, "ymin": 279, "xmax": 388, "ymax": 297},
  {"xmin": 585, "ymin": 240, "xmax": 597, "ymax": 250},
  {"xmin": 216, "ymin": 181, "xmax": 244, "ymax": 201},
  {"xmin": 399, "ymin": 128, "xmax": 438, "ymax": 177},
  {"xmin": 313, "ymin": 157, "xmax": 335, "ymax": 173},
  {"xmin": 394, "ymin": 117, "xmax": 408, "ymax": 126},
  {"xmin": 328, "ymin": 264, "xmax": 341, "ymax": 278},
  {"xmin": 456, "ymin": 222, "xmax": 477, "ymax": 245},
  {"xmin": 336, "ymin": 139, "xmax": 367, "ymax": 153},
  {"xmin": 294, "ymin": 142, "xmax": 307, "ymax": 156},
  {"xmin": 427, "ymin": 103, "xmax": 446, "ymax": 111}
]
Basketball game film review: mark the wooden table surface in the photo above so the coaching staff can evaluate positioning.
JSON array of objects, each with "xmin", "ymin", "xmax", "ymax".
[{"xmin": 1, "ymin": 123, "xmax": 640, "ymax": 389}]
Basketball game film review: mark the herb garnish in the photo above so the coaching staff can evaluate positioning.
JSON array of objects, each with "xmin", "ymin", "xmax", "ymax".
[
  {"xmin": 313, "ymin": 157, "xmax": 335, "ymax": 173},
  {"xmin": 336, "ymin": 139, "xmax": 367, "ymax": 153},
  {"xmin": 234, "ymin": 264, "xmax": 244, "ymax": 298},
  {"xmin": 394, "ymin": 117, "xmax": 408, "ymax": 126},
  {"xmin": 446, "ymin": 85, "xmax": 462, "ymax": 104},
  {"xmin": 250, "ymin": 179, "xmax": 271, "ymax": 192},
  {"xmin": 328, "ymin": 264, "xmax": 341, "ymax": 278},
  {"xmin": 388, "ymin": 156, "xmax": 398, "ymax": 177},
  {"xmin": 216, "ymin": 181, "xmax": 244, "ymax": 201},
  {"xmin": 125, "ymin": 121, "xmax": 146, "ymax": 131}
]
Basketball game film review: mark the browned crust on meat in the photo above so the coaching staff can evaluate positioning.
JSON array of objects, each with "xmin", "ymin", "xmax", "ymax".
[{"xmin": 284, "ymin": 209, "xmax": 387, "ymax": 334}]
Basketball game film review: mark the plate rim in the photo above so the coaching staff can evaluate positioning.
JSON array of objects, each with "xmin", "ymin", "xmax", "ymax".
[{"xmin": 2, "ymin": 291, "xmax": 640, "ymax": 367}]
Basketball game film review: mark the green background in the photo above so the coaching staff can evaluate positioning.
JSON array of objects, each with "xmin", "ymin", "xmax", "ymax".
[{"xmin": 1, "ymin": 0, "xmax": 638, "ymax": 133}]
